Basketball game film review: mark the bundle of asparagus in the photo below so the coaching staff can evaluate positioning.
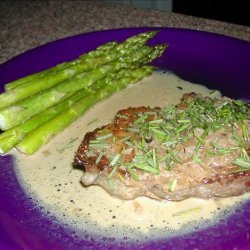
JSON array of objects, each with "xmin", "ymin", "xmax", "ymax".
[{"xmin": 0, "ymin": 31, "xmax": 167, "ymax": 155}]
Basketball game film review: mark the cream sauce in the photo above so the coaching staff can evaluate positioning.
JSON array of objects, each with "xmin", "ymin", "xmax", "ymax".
[{"xmin": 13, "ymin": 71, "xmax": 249, "ymax": 241}]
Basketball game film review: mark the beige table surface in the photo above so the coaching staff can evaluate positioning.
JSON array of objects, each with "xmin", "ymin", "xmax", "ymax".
[{"xmin": 1, "ymin": 0, "xmax": 250, "ymax": 64}]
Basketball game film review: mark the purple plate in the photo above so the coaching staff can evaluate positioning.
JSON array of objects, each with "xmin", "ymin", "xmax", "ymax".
[{"xmin": 0, "ymin": 27, "xmax": 250, "ymax": 249}]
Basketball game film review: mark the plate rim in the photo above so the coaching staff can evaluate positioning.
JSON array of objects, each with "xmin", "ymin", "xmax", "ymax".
[{"xmin": 0, "ymin": 26, "xmax": 250, "ymax": 249}]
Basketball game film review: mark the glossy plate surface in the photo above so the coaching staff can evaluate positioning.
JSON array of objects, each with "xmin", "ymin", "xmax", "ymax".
[{"xmin": 0, "ymin": 27, "xmax": 250, "ymax": 249}]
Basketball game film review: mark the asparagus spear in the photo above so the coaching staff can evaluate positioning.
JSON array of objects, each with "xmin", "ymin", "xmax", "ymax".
[
  {"xmin": 1, "ymin": 31, "xmax": 158, "ymax": 108},
  {"xmin": 16, "ymin": 65, "xmax": 153, "ymax": 155},
  {"xmin": 5, "ymin": 31, "xmax": 158, "ymax": 91},
  {"xmin": 0, "ymin": 55, "xmax": 119, "ymax": 110},
  {"xmin": 0, "ymin": 44, "xmax": 166, "ymax": 130},
  {"xmin": 4, "ymin": 41, "xmax": 118, "ymax": 91},
  {"xmin": 0, "ymin": 63, "xmax": 120, "ymax": 130},
  {"xmin": 0, "ymin": 90, "xmax": 91, "ymax": 154},
  {"xmin": 0, "ymin": 69, "xmax": 123, "ymax": 154},
  {"xmin": 0, "ymin": 31, "xmax": 166, "ymax": 154}
]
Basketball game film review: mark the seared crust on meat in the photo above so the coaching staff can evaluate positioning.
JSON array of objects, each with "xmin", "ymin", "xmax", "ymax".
[
  {"xmin": 74, "ymin": 107, "xmax": 159, "ymax": 173},
  {"xmin": 74, "ymin": 93, "xmax": 250, "ymax": 201}
]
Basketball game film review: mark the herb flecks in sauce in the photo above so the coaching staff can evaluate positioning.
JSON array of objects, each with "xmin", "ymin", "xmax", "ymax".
[{"xmin": 56, "ymin": 137, "xmax": 78, "ymax": 153}]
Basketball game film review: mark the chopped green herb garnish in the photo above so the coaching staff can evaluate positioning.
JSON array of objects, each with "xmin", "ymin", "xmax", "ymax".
[
  {"xmin": 91, "ymin": 94, "xmax": 249, "ymax": 185},
  {"xmin": 107, "ymin": 178, "xmax": 115, "ymax": 191},
  {"xmin": 117, "ymin": 172, "xmax": 126, "ymax": 183},
  {"xmin": 168, "ymin": 150, "xmax": 181, "ymax": 164},
  {"xmin": 119, "ymin": 135, "xmax": 131, "ymax": 142},
  {"xmin": 110, "ymin": 153, "xmax": 121, "ymax": 167},
  {"xmin": 175, "ymin": 123, "xmax": 190, "ymax": 134},
  {"xmin": 149, "ymin": 119, "xmax": 164, "ymax": 124},
  {"xmin": 89, "ymin": 142, "xmax": 109, "ymax": 148},
  {"xmin": 232, "ymin": 157, "xmax": 250, "ymax": 169},
  {"xmin": 242, "ymin": 120, "xmax": 249, "ymax": 141},
  {"xmin": 211, "ymin": 141, "xmax": 237, "ymax": 155},
  {"xmin": 124, "ymin": 140, "xmax": 134, "ymax": 147},
  {"xmin": 116, "ymin": 114, "xmax": 129, "ymax": 119},
  {"xmin": 150, "ymin": 127, "xmax": 166, "ymax": 137},
  {"xmin": 87, "ymin": 118, "xmax": 99, "ymax": 126},
  {"xmin": 168, "ymin": 178, "xmax": 177, "ymax": 192},
  {"xmin": 108, "ymin": 164, "xmax": 119, "ymax": 179},
  {"xmin": 133, "ymin": 163, "xmax": 160, "ymax": 174},
  {"xmin": 96, "ymin": 133, "xmax": 113, "ymax": 141},
  {"xmin": 192, "ymin": 155, "xmax": 203, "ymax": 164},
  {"xmin": 127, "ymin": 168, "xmax": 140, "ymax": 181},
  {"xmin": 162, "ymin": 140, "xmax": 178, "ymax": 147},
  {"xmin": 56, "ymin": 137, "xmax": 78, "ymax": 153},
  {"xmin": 95, "ymin": 153, "xmax": 103, "ymax": 164},
  {"xmin": 172, "ymin": 207, "xmax": 201, "ymax": 217}
]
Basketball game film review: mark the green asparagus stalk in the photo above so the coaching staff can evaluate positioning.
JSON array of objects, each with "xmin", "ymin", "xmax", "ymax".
[
  {"xmin": 5, "ymin": 31, "xmax": 158, "ymax": 91},
  {"xmin": 0, "ymin": 58, "xmax": 105, "ymax": 110},
  {"xmin": 0, "ymin": 44, "xmax": 166, "ymax": 130},
  {"xmin": 1, "ymin": 31, "xmax": 158, "ymax": 107},
  {"xmin": 4, "ymin": 41, "xmax": 118, "ymax": 91},
  {"xmin": 0, "ymin": 63, "xmax": 121, "ymax": 130},
  {"xmin": 16, "ymin": 65, "xmax": 153, "ymax": 155},
  {"xmin": 0, "ymin": 68, "xmax": 126, "ymax": 154},
  {"xmin": 0, "ymin": 31, "xmax": 167, "ymax": 154},
  {"xmin": 0, "ymin": 91, "xmax": 92, "ymax": 154}
]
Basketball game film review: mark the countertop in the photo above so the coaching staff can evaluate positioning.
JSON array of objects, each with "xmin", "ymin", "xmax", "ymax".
[{"xmin": 1, "ymin": 0, "xmax": 250, "ymax": 64}]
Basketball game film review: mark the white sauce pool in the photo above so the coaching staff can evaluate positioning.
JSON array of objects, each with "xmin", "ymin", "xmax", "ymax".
[{"xmin": 13, "ymin": 71, "xmax": 250, "ymax": 242}]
